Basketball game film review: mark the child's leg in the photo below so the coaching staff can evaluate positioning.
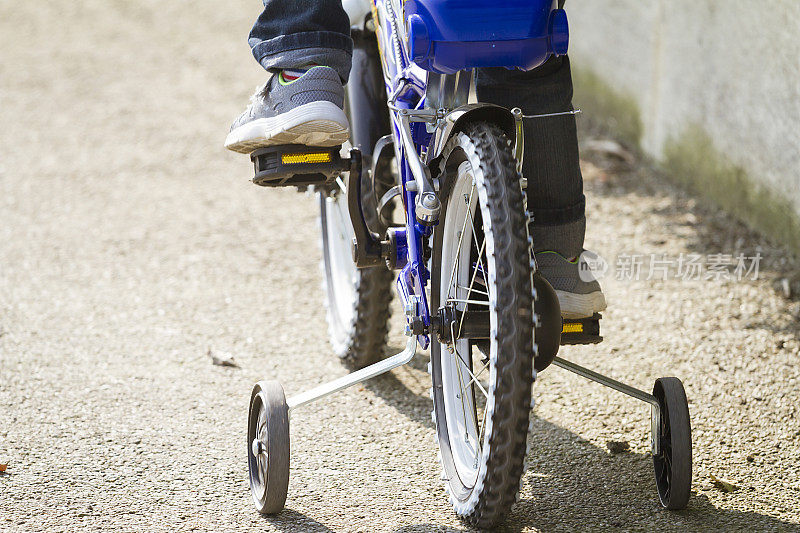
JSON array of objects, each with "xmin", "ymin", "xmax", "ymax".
[
  {"xmin": 248, "ymin": 0, "xmax": 353, "ymax": 82},
  {"xmin": 476, "ymin": 56, "xmax": 585, "ymax": 259},
  {"xmin": 476, "ymin": 56, "xmax": 606, "ymax": 318}
]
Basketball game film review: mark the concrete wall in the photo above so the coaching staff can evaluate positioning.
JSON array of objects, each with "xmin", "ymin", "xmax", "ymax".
[{"xmin": 567, "ymin": 1, "xmax": 800, "ymax": 251}]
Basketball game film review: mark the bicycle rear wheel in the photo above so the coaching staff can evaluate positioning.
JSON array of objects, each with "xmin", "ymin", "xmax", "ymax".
[
  {"xmin": 430, "ymin": 123, "xmax": 535, "ymax": 528},
  {"xmin": 319, "ymin": 187, "xmax": 392, "ymax": 368},
  {"xmin": 318, "ymin": 30, "xmax": 393, "ymax": 369}
]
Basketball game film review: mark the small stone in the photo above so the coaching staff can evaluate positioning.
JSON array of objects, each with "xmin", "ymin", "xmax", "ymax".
[
  {"xmin": 606, "ymin": 440, "xmax": 630, "ymax": 454},
  {"xmin": 583, "ymin": 139, "xmax": 635, "ymax": 166},
  {"xmin": 208, "ymin": 349, "xmax": 240, "ymax": 368},
  {"xmin": 780, "ymin": 278, "xmax": 791, "ymax": 298},
  {"xmin": 746, "ymin": 454, "xmax": 755, "ymax": 463}
]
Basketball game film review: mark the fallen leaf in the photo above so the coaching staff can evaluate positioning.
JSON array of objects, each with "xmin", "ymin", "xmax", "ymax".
[
  {"xmin": 0, "ymin": 464, "xmax": 7, "ymax": 473},
  {"xmin": 208, "ymin": 349, "xmax": 240, "ymax": 368},
  {"xmin": 606, "ymin": 440, "xmax": 630, "ymax": 454},
  {"xmin": 710, "ymin": 472, "xmax": 739, "ymax": 492}
]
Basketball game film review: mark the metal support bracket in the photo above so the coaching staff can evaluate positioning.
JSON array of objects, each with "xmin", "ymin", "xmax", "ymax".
[
  {"xmin": 509, "ymin": 108, "xmax": 581, "ymax": 188},
  {"xmin": 394, "ymin": 113, "xmax": 440, "ymax": 226},
  {"xmin": 425, "ymin": 70, "xmax": 472, "ymax": 112},
  {"xmin": 511, "ymin": 107, "xmax": 524, "ymax": 176},
  {"xmin": 287, "ymin": 336, "xmax": 418, "ymax": 413},
  {"xmin": 551, "ymin": 356, "xmax": 662, "ymax": 456}
]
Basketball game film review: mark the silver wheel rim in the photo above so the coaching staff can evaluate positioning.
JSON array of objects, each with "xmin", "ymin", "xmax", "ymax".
[
  {"xmin": 249, "ymin": 395, "xmax": 267, "ymax": 502},
  {"xmin": 438, "ymin": 160, "xmax": 492, "ymax": 489},
  {"xmin": 321, "ymin": 179, "xmax": 359, "ymax": 338}
]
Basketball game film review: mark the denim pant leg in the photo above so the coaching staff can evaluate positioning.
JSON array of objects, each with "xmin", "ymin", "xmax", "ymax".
[
  {"xmin": 476, "ymin": 55, "xmax": 586, "ymax": 258},
  {"xmin": 248, "ymin": 0, "xmax": 354, "ymax": 82}
]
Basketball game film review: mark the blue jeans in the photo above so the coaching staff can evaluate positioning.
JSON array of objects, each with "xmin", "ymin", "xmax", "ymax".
[{"xmin": 249, "ymin": 0, "xmax": 585, "ymax": 257}]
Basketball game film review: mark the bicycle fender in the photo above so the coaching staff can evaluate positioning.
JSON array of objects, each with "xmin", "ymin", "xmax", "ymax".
[{"xmin": 428, "ymin": 103, "xmax": 516, "ymax": 164}]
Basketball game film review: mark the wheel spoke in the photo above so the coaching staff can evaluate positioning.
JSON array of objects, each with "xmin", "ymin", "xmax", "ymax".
[
  {"xmin": 445, "ymin": 183, "xmax": 476, "ymax": 302},
  {"xmin": 451, "ymin": 343, "xmax": 489, "ymax": 459},
  {"xmin": 467, "ymin": 211, "xmax": 491, "ymax": 289},
  {"xmin": 457, "ymin": 355, "xmax": 489, "ymax": 400},
  {"xmin": 451, "ymin": 344, "xmax": 476, "ymax": 439},
  {"xmin": 256, "ymin": 411, "xmax": 268, "ymax": 486},
  {"xmin": 476, "ymin": 401, "xmax": 489, "ymax": 450},
  {"xmin": 335, "ymin": 176, "xmax": 347, "ymax": 195},
  {"xmin": 464, "ymin": 358, "xmax": 490, "ymax": 392},
  {"xmin": 457, "ymin": 236, "xmax": 487, "ymax": 338},
  {"xmin": 457, "ymin": 285, "xmax": 489, "ymax": 297},
  {"xmin": 446, "ymin": 298, "xmax": 490, "ymax": 306},
  {"xmin": 660, "ymin": 460, "xmax": 669, "ymax": 484}
]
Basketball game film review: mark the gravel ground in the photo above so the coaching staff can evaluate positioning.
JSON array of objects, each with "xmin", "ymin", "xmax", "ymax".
[{"xmin": 1, "ymin": 2, "xmax": 799, "ymax": 532}]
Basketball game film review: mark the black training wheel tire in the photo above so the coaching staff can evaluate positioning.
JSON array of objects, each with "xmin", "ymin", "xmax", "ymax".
[
  {"xmin": 652, "ymin": 377, "xmax": 692, "ymax": 510},
  {"xmin": 248, "ymin": 380, "xmax": 290, "ymax": 514}
]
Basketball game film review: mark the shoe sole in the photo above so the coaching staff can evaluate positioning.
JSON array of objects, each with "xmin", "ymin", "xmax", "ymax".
[
  {"xmin": 555, "ymin": 290, "xmax": 607, "ymax": 319},
  {"xmin": 225, "ymin": 101, "xmax": 350, "ymax": 154}
]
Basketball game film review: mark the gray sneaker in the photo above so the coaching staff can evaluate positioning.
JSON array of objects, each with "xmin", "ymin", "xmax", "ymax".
[
  {"xmin": 225, "ymin": 66, "xmax": 350, "ymax": 154},
  {"xmin": 536, "ymin": 250, "xmax": 607, "ymax": 319}
]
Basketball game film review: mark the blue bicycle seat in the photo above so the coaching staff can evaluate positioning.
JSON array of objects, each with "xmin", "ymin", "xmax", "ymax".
[{"xmin": 404, "ymin": 0, "xmax": 568, "ymax": 74}]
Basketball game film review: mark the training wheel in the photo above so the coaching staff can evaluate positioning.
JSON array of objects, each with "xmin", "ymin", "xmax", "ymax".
[
  {"xmin": 247, "ymin": 380, "xmax": 290, "ymax": 514},
  {"xmin": 652, "ymin": 377, "xmax": 692, "ymax": 510}
]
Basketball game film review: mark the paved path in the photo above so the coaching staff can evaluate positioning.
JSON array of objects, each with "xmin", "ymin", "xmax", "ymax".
[{"xmin": 2, "ymin": 2, "xmax": 799, "ymax": 531}]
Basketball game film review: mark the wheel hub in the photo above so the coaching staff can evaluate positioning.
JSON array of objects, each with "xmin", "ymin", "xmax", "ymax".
[
  {"xmin": 432, "ymin": 305, "xmax": 490, "ymax": 344},
  {"xmin": 251, "ymin": 438, "xmax": 267, "ymax": 459}
]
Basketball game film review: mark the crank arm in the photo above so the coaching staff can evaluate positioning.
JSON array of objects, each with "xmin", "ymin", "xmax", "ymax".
[{"xmin": 347, "ymin": 148, "xmax": 385, "ymax": 268}]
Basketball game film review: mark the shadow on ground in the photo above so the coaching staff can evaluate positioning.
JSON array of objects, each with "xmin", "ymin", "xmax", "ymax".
[
  {"xmin": 357, "ymin": 349, "xmax": 799, "ymax": 532},
  {"xmin": 261, "ymin": 508, "xmax": 336, "ymax": 532}
]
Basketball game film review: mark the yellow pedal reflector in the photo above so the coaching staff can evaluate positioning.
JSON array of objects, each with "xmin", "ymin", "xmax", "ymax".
[
  {"xmin": 562, "ymin": 322, "xmax": 583, "ymax": 334},
  {"xmin": 281, "ymin": 152, "xmax": 332, "ymax": 164}
]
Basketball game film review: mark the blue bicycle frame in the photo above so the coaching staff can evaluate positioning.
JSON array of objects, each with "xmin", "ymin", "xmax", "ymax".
[{"xmin": 369, "ymin": 0, "xmax": 568, "ymax": 349}]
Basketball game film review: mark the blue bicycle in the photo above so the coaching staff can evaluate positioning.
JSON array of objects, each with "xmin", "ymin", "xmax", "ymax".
[{"xmin": 246, "ymin": 0, "xmax": 692, "ymax": 526}]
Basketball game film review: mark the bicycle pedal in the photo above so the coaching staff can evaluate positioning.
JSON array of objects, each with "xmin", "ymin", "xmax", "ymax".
[
  {"xmin": 560, "ymin": 313, "xmax": 603, "ymax": 345},
  {"xmin": 250, "ymin": 144, "xmax": 349, "ymax": 188}
]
